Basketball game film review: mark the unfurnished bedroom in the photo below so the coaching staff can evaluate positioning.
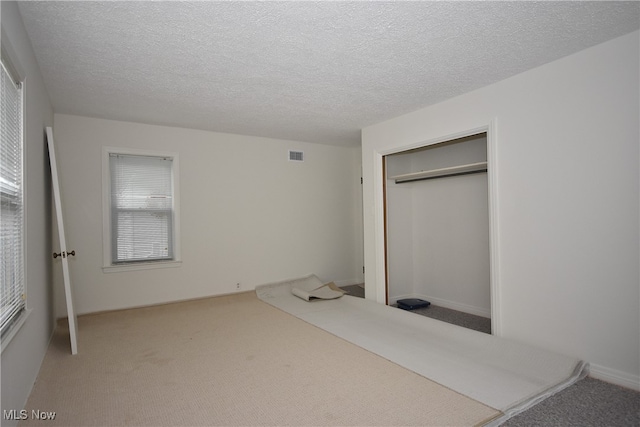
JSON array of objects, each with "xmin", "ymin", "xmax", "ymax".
[{"xmin": 1, "ymin": 1, "xmax": 639, "ymax": 426}]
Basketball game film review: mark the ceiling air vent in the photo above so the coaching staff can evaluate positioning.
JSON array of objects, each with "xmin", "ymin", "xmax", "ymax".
[{"xmin": 288, "ymin": 150, "xmax": 304, "ymax": 162}]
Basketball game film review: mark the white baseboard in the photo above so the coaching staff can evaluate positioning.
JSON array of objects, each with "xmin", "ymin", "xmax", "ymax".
[
  {"xmin": 389, "ymin": 293, "xmax": 490, "ymax": 318},
  {"xmin": 588, "ymin": 363, "xmax": 640, "ymax": 391}
]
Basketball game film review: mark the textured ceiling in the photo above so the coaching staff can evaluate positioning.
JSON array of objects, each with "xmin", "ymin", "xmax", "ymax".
[{"xmin": 16, "ymin": 1, "xmax": 640, "ymax": 147}]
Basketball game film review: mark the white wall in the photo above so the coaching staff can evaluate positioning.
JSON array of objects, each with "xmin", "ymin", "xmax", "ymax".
[
  {"xmin": 51, "ymin": 114, "xmax": 363, "ymax": 316},
  {"xmin": 362, "ymin": 31, "xmax": 640, "ymax": 389},
  {"xmin": 1, "ymin": 2, "xmax": 55, "ymax": 424}
]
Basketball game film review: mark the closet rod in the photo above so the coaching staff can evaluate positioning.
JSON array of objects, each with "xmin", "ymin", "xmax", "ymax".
[{"xmin": 390, "ymin": 161, "xmax": 487, "ymax": 184}]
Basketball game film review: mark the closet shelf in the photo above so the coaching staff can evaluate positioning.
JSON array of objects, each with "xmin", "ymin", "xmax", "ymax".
[{"xmin": 390, "ymin": 161, "xmax": 487, "ymax": 183}]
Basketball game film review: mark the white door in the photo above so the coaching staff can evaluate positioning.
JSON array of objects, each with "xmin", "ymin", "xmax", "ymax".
[{"xmin": 46, "ymin": 127, "xmax": 78, "ymax": 354}]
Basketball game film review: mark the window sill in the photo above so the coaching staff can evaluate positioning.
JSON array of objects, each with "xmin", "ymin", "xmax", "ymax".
[
  {"xmin": 102, "ymin": 260, "xmax": 182, "ymax": 274},
  {"xmin": 1, "ymin": 308, "xmax": 32, "ymax": 354}
]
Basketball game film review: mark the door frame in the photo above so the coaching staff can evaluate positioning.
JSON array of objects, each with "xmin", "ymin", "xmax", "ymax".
[{"xmin": 373, "ymin": 120, "xmax": 501, "ymax": 335}]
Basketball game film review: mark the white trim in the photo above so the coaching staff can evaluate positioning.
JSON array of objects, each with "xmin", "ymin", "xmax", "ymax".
[
  {"xmin": 375, "ymin": 125, "xmax": 490, "ymax": 157},
  {"xmin": 20, "ymin": 73, "xmax": 28, "ymax": 320},
  {"xmin": 589, "ymin": 363, "xmax": 640, "ymax": 391},
  {"xmin": 373, "ymin": 121, "xmax": 501, "ymax": 333},
  {"xmin": 101, "ymin": 146, "xmax": 181, "ymax": 271},
  {"xmin": 0, "ymin": 309, "xmax": 31, "ymax": 354},
  {"xmin": 102, "ymin": 260, "xmax": 182, "ymax": 274},
  {"xmin": 486, "ymin": 119, "xmax": 502, "ymax": 336},
  {"xmin": 372, "ymin": 150, "xmax": 386, "ymax": 303}
]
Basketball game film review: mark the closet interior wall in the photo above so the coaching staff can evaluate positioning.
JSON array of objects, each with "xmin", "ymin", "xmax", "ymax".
[{"xmin": 385, "ymin": 134, "xmax": 491, "ymax": 318}]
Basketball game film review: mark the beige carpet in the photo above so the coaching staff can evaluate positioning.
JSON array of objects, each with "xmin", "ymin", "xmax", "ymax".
[{"xmin": 21, "ymin": 292, "xmax": 500, "ymax": 426}]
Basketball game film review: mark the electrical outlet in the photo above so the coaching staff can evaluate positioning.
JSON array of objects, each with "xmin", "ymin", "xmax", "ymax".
[{"xmin": 236, "ymin": 283, "xmax": 241, "ymax": 290}]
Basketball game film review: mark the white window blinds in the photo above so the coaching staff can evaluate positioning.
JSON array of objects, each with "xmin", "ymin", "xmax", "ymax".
[
  {"xmin": 0, "ymin": 60, "xmax": 24, "ymax": 336},
  {"xmin": 109, "ymin": 154, "xmax": 174, "ymax": 264}
]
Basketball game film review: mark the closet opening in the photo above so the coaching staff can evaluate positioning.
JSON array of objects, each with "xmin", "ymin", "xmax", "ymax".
[{"xmin": 383, "ymin": 132, "xmax": 492, "ymax": 334}]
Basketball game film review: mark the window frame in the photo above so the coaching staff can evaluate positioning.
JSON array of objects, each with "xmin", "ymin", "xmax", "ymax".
[
  {"xmin": 1, "ymin": 40, "xmax": 30, "ymax": 352},
  {"xmin": 102, "ymin": 146, "xmax": 181, "ymax": 273}
]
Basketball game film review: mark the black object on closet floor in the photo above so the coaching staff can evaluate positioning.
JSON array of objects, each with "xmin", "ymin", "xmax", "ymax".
[{"xmin": 397, "ymin": 298, "xmax": 431, "ymax": 310}]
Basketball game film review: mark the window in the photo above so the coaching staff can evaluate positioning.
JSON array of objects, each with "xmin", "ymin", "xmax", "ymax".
[
  {"xmin": 1, "ymin": 58, "xmax": 25, "ymax": 337},
  {"xmin": 103, "ymin": 148, "xmax": 180, "ymax": 271}
]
